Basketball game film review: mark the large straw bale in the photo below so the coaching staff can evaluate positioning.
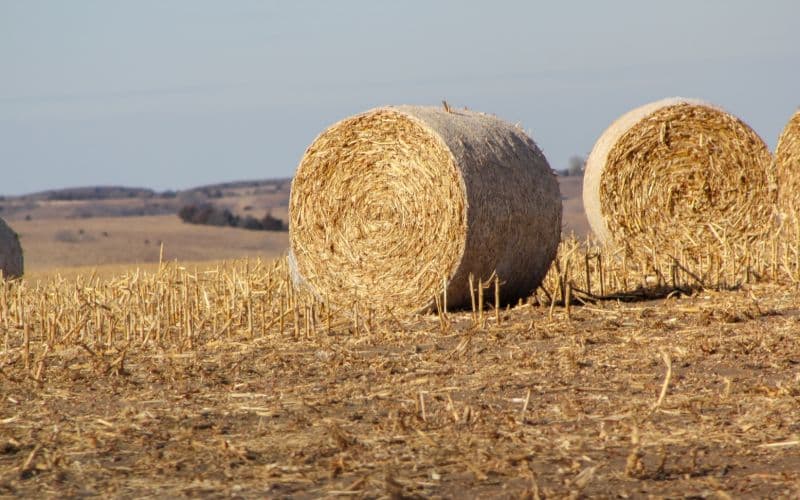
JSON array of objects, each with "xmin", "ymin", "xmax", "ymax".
[
  {"xmin": 289, "ymin": 106, "xmax": 561, "ymax": 313},
  {"xmin": 775, "ymin": 109, "xmax": 800, "ymax": 224},
  {"xmin": 0, "ymin": 217, "xmax": 23, "ymax": 279},
  {"xmin": 583, "ymin": 98, "xmax": 774, "ymax": 257}
]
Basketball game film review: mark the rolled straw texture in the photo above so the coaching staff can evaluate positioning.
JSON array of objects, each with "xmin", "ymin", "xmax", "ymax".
[
  {"xmin": 775, "ymin": 109, "xmax": 800, "ymax": 224},
  {"xmin": 289, "ymin": 106, "xmax": 561, "ymax": 313},
  {"xmin": 583, "ymin": 98, "xmax": 774, "ymax": 257},
  {"xmin": 0, "ymin": 217, "xmax": 23, "ymax": 279}
]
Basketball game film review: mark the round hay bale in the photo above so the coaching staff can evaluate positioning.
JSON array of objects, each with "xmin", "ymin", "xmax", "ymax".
[
  {"xmin": 775, "ymin": 109, "xmax": 800, "ymax": 224},
  {"xmin": 0, "ymin": 217, "xmax": 23, "ymax": 279},
  {"xmin": 289, "ymin": 105, "xmax": 561, "ymax": 313},
  {"xmin": 583, "ymin": 97, "xmax": 774, "ymax": 257}
]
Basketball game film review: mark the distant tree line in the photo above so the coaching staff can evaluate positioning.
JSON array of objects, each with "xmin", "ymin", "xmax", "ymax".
[
  {"xmin": 557, "ymin": 155, "xmax": 586, "ymax": 177},
  {"xmin": 9, "ymin": 178, "xmax": 291, "ymax": 203},
  {"xmin": 35, "ymin": 186, "xmax": 159, "ymax": 201},
  {"xmin": 178, "ymin": 203, "xmax": 287, "ymax": 231}
]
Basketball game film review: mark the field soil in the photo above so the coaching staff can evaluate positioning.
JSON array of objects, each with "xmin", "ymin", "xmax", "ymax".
[
  {"xmin": 5, "ymin": 176, "xmax": 796, "ymax": 497},
  {"xmin": 1, "ymin": 281, "xmax": 798, "ymax": 497}
]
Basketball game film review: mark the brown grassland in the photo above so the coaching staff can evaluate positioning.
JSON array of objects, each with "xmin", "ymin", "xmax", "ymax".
[
  {"xmin": 13, "ymin": 214, "xmax": 288, "ymax": 276},
  {"xmin": 1, "ymin": 177, "xmax": 799, "ymax": 497}
]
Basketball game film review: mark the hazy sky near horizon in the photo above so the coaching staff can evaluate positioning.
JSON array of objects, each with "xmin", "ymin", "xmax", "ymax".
[{"xmin": 1, "ymin": 0, "xmax": 798, "ymax": 195}]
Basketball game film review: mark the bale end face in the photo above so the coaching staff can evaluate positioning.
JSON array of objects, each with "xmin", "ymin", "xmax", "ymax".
[
  {"xmin": 289, "ymin": 106, "xmax": 561, "ymax": 313},
  {"xmin": 584, "ymin": 98, "xmax": 774, "ymax": 258},
  {"xmin": 775, "ymin": 109, "xmax": 800, "ymax": 226}
]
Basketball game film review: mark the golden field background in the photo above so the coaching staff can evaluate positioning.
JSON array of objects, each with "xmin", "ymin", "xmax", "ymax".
[
  {"xmin": 3, "ymin": 176, "xmax": 797, "ymax": 497},
  {"xmin": 1, "ymin": 176, "xmax": 587, "ymax": 276}
]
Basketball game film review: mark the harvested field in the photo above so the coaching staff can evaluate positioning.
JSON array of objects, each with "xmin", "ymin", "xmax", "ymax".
[
  {"xmin": 10, "ymin": 215, "xmax": 288, "ymax": 273},
  {"xmin": 1, "ymin": 240, "xmax": 799, "ymax": 497}
]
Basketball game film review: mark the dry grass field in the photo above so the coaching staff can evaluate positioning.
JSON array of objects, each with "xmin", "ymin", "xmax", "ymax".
[
  {"xmin": 2, "ymin": 178, "xmax": 798, "ymax": 497},
  {"xmin": 12, "ymin": 214, "xmax": 288, "ymax": 275},
  {"xmin": 0, "ymin": 178, "xmax": 291, "ymax": 274},
  {"xmin": 1, "ymin": 176, "xmax": 585, "ymax": 276},
  {"xmin": 1, "ymin": 244, "xmax": 799, "ymax": 497},
  {"xmin": 558, "ymin": 177, "xmax": 589, "ymax": 238}
]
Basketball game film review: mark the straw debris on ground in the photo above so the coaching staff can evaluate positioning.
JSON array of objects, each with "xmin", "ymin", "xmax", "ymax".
[{"xmin": 1, "ymin": 237, "xmax": 799, "ymax": 497}]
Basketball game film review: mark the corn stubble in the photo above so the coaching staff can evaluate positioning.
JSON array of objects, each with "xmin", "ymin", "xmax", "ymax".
[
  {"xmin": 1, "ymin": 231, "xmax": 799, "ymax": 496},
  {"xmin": 2, "ymin": 101, "xmax": 798, "ymax": 496}
]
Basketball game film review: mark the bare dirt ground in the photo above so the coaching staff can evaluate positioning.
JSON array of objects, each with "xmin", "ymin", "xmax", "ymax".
[{"xmin": 1, "ymin": 279, "xmax": 798, "ymax": 498}]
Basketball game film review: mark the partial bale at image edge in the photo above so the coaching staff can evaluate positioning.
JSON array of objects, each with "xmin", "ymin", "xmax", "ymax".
[
  {"xmin": 288, "ymin": 105, "xmax": 562, "ymax": 313},
  {"xmin": 583, "ymin": 97, "xmax": 774, "ymax": 258},
  {"xmin": 0, "ymin": 217, "xmax": 24, "ymax": 279},
  {"xmin": 775, "ymin": 109, "xmax": 800, "ymax": 227}
]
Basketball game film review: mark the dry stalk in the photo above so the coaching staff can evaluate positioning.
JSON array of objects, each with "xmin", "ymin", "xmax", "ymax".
[
  {"xmin": 478, "ymin": 278, "xmax": 485, "ymax": 329},
  {"xmin": 494, "ymin": 275, "xmax": 501, "ymax": 325},
  {"xmin": 652, "ymin": 349, "xmax": 673, "ymax": 413}
]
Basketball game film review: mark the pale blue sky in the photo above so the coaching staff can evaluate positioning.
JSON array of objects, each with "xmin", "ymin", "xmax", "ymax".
[{"xmin": 1, "ymin": 0, "xmax": 798, "ymax": 195}]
